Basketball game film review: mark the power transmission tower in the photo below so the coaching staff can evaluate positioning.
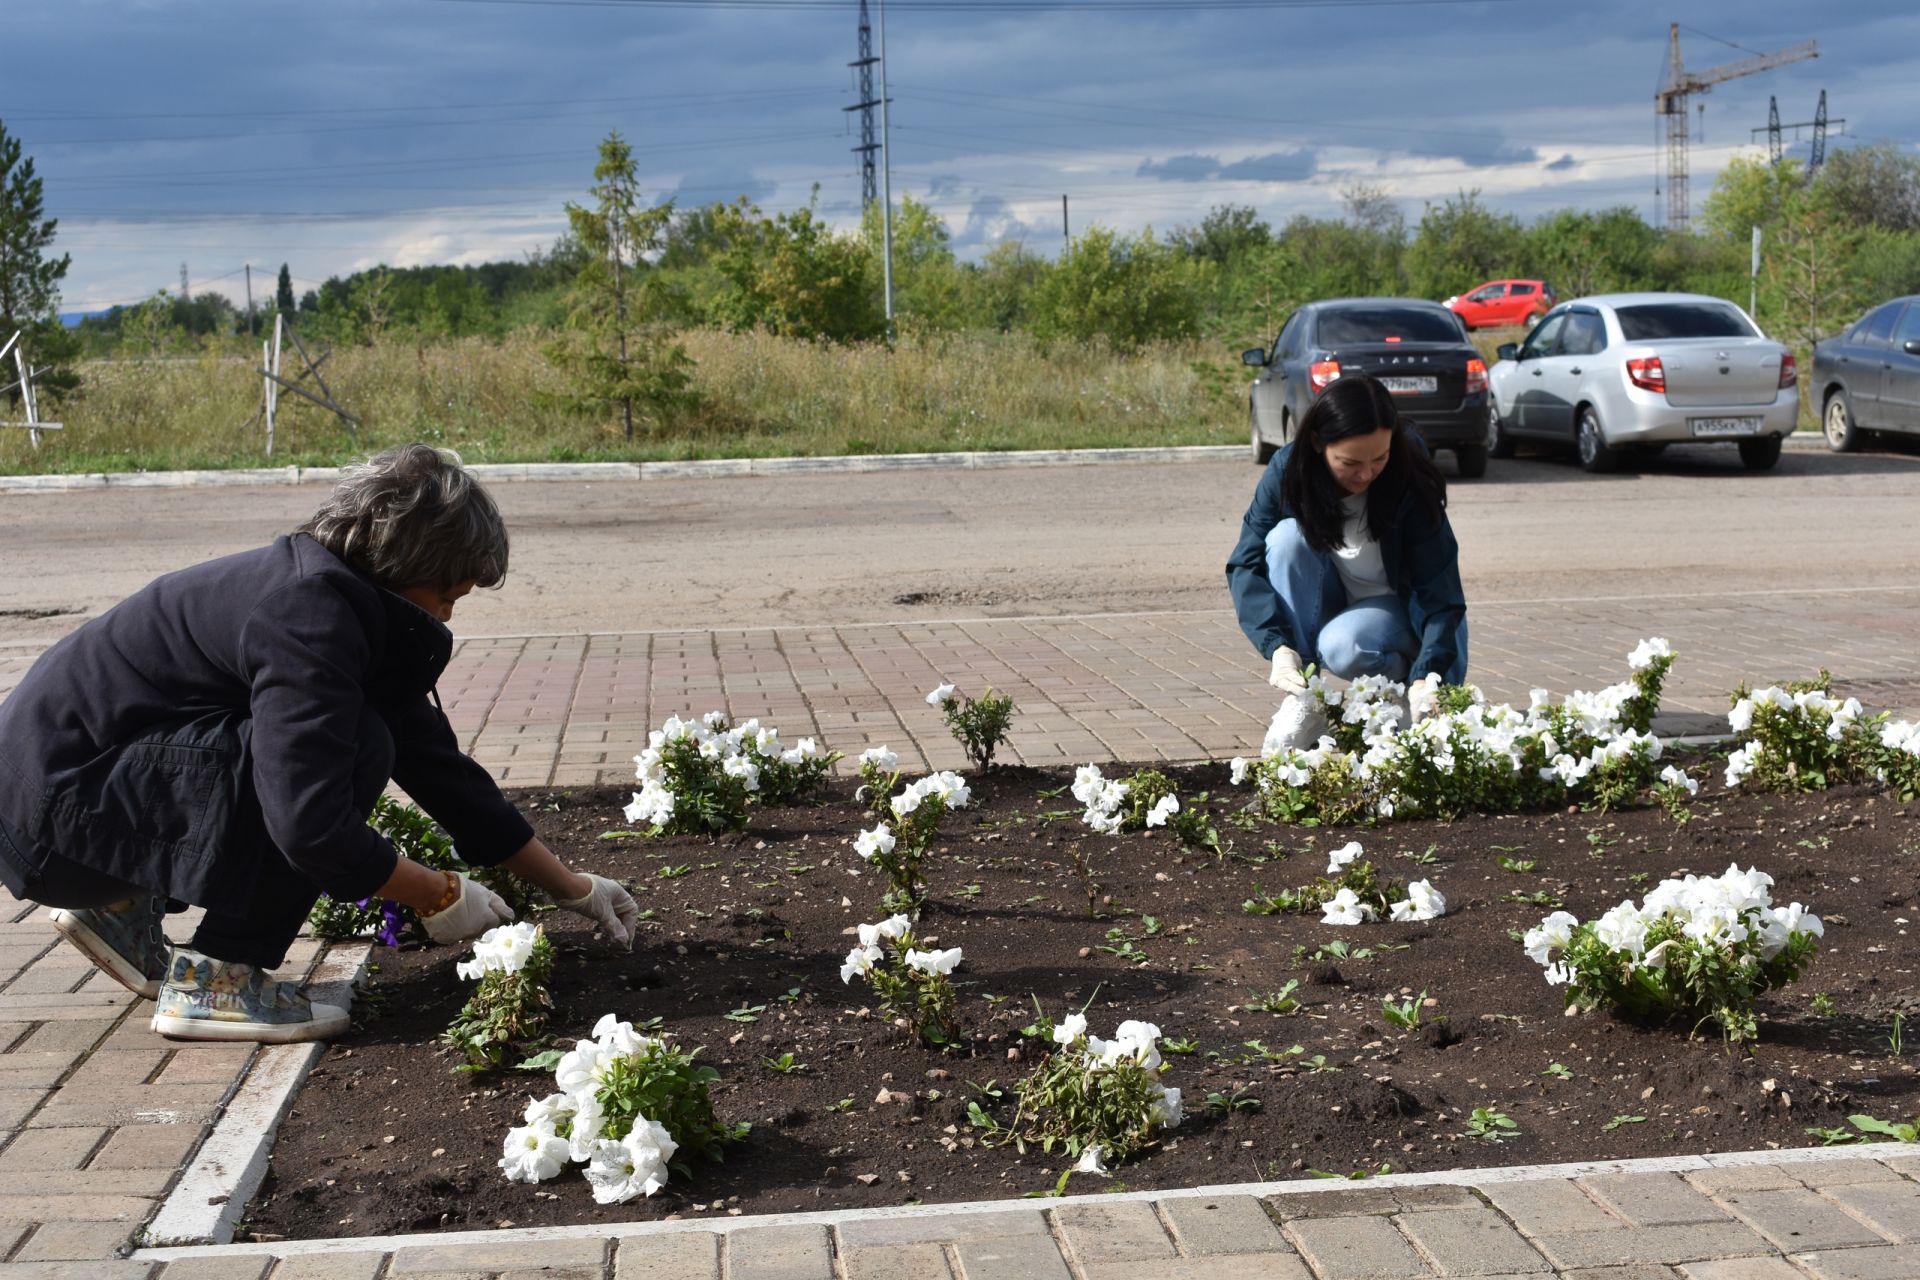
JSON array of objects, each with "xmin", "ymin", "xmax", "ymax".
[
  {"xmin": 844, "ymin": 0, "xmax": 881, "ymax": 207},
  {"xmin": 1656, "ymin": 24, "xmax": 1817, "ymax": 232},
  {"xmin": 1750, "ymin": 91, "xmax": 1845, "ymax": 178},
  {"xmin": 1808, "ymin": 89, "xmax": 1829, "ymax": 179}
]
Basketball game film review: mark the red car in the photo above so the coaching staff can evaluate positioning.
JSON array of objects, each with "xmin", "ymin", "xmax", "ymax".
[{"xmin": 1444, "ymin": 279, "xmax": 1556, "ymax": 331}]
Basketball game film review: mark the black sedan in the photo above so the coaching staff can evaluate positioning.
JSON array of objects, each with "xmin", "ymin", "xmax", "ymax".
[
  {"xmin": 1811, "ymin": 295, "xmax": 1920, "ymax": 451},
  {"xmin": 1243, "ymin": 298, "xmax": 1492, "ymax": 476}
]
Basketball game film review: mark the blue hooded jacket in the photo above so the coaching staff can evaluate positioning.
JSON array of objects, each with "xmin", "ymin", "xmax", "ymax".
[{"xmin": 1226, "ymin": 442, "xmax": 1469, "ymax": 684}]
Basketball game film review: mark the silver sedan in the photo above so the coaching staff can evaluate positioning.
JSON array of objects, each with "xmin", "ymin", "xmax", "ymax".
[{"xmin": 1486, "ymin": 293, "xmax": 1799, "ymax": 473}]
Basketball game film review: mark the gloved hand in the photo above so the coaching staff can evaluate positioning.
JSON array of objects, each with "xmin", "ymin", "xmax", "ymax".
[
  {"xmin": 556, "ymin": 873, "xmax": 640, "ymax": 950},
  {"xmin": 420, "ymin": 873, "xmax": 515, "ymax": 944},
  {"xmin": 1268, "ymin": 646, "xmax": 1308, "ymax": 694},
  {"xmin": 1407, "ymin": 673, "xmax": 1442, "ymax": 725}
]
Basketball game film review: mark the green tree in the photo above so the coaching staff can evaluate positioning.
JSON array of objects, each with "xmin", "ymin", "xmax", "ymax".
[
  {"xmin": 0, "ymin": 119, "xmax": 78, "ymax": 403},
  {"xmin": 1816, "ymin": 143, "xmax": 1920, "ymax": 233},
  {"xmin": 547, "ymin": 132, "xmax": 693, "ymax": 440},
  {"xmin": 1701, "ymin": 155, "xmax": 1803, "ymax": 244},
  {"xmin": 706, "ymin": 194, "xmax": 883, "ymax": 343},
  {"xmin": 861, "ymin": 193, "xmax": 964, "ymax": 331},
  {"xmin": 1523, "ymin": 207, "xmax": 1659, "ymax": 299},
  {"xmin": 1403, "ymin": 190, "xmax": 1523, "ymax": 300},
  {"xmin": 1170, "ymin": 204, "xmax": 1272, "ymax": 266},
  {"xmin": 959, "ymin": 240, "xmax": 1045, "ymax": 333},
  {"xmin": 121, "ymin": 292, "xmax": 181, "ymax": 356},
  {"xmin": 1760, "ymin": 183, "xmax": 1864, "ymax": 351},
  {"xmin": 275, "ymin": 264, "xmax": 296, "ymax": 316},
  {"xmin": 1029, "ymin": 225, "xmax": 1201, "ymax": 350}
]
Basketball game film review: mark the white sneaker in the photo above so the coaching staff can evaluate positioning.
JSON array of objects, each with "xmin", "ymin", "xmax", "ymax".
[{"xmin": 1263, "ymin": 695, "xmax": 1327, "ymax": 754}]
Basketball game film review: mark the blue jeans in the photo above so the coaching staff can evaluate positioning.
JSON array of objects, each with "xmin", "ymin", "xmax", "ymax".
[{"xmin": 1264, "ymin": 519, "xmax": 1419, "ymax": 683}]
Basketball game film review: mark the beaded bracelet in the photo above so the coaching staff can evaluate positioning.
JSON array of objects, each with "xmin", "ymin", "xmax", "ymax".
[{"xmin": 420, "ymin": 869, "xmax": 461, "ymax": 918}]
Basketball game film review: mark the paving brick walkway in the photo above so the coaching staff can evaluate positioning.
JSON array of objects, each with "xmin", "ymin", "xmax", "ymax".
[
  {"xmin": 441, "ymin": 589, "xmax": 1920, "ymax": 788},
  {"xmin": 1, "ymin": 585, "xmax": 1918, "ymax": 1277}
]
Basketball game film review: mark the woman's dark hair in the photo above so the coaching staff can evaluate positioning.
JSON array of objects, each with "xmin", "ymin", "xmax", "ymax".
[
  {"xmin": 301, "ymin": 444, "xmax": 509, "ymax": 590},
  {"xmin": 1280, "ymin": 375, "xmax": 1447, "ymax": 554}
]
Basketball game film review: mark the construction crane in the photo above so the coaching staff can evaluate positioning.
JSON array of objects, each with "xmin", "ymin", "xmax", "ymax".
[{"xmin": 1657, "ymin": 24, "xmax": 1817, "ymax": 232}]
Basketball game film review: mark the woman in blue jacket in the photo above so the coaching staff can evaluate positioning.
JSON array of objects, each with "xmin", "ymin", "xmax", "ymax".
[
  {"xmin": 0, "ymin": 446, "xmax": 639, "ymax": 1043},
  {"xmin": 1225, "ymin": 375, "xmax": 1468, "ymax": 745}
]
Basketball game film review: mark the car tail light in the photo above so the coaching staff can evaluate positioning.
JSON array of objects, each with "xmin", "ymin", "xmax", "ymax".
[
  {"xmin": 1309, "ymin": 359, "xmax": 1341, "ymax": 392},
  {"xmin": 1778, "ymin": 353, "xmax": 1798, "ymax": 388},
  {"xmin": 1465, "ymin": 357, "xmax": 1487, "ymax": 395},
  {"xmin": 1625, "ymin": 355, "xmax": 1666, "ymax": 393}
]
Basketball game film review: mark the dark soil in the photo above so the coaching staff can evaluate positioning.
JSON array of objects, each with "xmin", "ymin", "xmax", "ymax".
[{"xmin": 244, "ymin": 766, "xmax": 1920, "ymax": 1240}]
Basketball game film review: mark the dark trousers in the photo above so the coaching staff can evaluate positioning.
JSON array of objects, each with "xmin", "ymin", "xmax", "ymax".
[{"xmin": 18, "ymin": 710, "xmax": 395, "ymax": 970}]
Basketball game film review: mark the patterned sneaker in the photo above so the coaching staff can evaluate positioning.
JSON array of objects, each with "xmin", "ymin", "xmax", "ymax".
[
  {"xmin": 50, "ymin": 896, "xmax": 169, "ymax": 1000},
  {"xmin": 150, "ymin": 947, "xmax": 349, "ymax": 1044}
]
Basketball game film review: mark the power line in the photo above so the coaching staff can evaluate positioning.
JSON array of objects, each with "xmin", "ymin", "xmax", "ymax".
[{"xmin": 424, "ymin": 0, "xmax": 1520, "ymax": 9}]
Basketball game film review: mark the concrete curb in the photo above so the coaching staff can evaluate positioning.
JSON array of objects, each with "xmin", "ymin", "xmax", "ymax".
[
  {"xmin": 141, "ymin": 944, "xmax": 371, "ymax": 1248},
  {"xmin": 133, "ymin": 1139, "xmax": 1902, "ymax": 1261},
  {"xmin": 0, "ymin": 433, "xmax": 1836, "ymax": 494},
  {"xmin": 0, "ymin": 445, "xmax": 1248, "ymax": 494}
]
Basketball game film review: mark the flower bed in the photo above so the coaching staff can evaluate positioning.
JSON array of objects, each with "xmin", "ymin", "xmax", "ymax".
[{"xmin": 244, "ymin": 764, "xmax": 1920, "ymax": 1240}]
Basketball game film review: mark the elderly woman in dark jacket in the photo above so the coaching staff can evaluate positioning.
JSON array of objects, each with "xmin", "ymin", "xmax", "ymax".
[{"xmin": 0, "ymin": 445, "xmax": 638, "ymax": 1043}]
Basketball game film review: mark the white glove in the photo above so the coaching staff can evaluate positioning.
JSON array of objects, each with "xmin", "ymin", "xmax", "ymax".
[
  {"xmin": 1268, "ymin": 646, "xmax": 1308, "ymax": 694},
  {"xmin": 421, "ymin": 873, "xmax": 515, "ymax": 944},
  {"xmin": 1407, "ymin": 674, "xmax": 1442, "ymax": 725},
  {"xmin": 556, "ymin": 873, "xmax": 640, "ymax": 950}
]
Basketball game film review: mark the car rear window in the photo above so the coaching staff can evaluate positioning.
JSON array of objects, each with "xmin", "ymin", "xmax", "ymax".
[
  {"xmin": 1615, "ymin": 302, "xmax": 1756, "ymax": 340},
  {"xmin": 1316, "ymin": 307, "xmax": 1463, "ymax": 345}
]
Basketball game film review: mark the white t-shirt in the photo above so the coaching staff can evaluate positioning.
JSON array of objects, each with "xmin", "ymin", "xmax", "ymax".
[{"xmin": 1332, "ymin": 493, "xmax": 1393, "ymax": 602}]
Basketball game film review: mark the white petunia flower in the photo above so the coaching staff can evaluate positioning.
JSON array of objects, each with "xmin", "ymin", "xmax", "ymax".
[
  {"xmin": 722, "ymin": 753, "xmax": 761, "ymax": 792},
  {"xmin": 1229, "ymin": 756, "xmax": 1251, "ymax": 785},
  {"xmin": 1658, "ymin": 764, "xmax": 1699, "ymax": 795},
  {"xmin": 926, "ymin": 682, "xmax": 957, "ymax": 706},
  {"xmin": 1391, "ymin": 879, "xmax": 1446, "ymax": 922},
  {"xmin": 890, "ymin": 787, "xmax": 923, "ymax": 817},
  {"xmin": 1627, "ymin": 637, "xmax": 1672, "ymax": 670},
  {"xmin": 498, "ymin": 1121, "xmax": 569, "ymax": 1184},
  {"xmin": 555, "ymin": 1039, "xmax": 614, "ymax": 1097},
  {"xmin": 1591, "ymin": 901, "xmax": 1648, "ymax": 957},
  {"xmin": 1523, "ymin": 911, "xmax": 1580, "ymax": 966},
  {"xmin": 1321, "ymin": 887, "xmax": 1374, "ymax": 926},
  {"xmin": 840, "ymin": 944, "xmax": 883, "ymax": 984},
  {"xmin": 905, "ymin": 946, "xmax": 963, "ymax": 976},
  {"xmin": 1053, "ymin": 1012, "xmax": 1088, "ymax": 1045},
  {"xmin": 583, "ymin": 1119, "xmax": 678, "ymax": 1204},
  {"xmin": 859, "ymin": 745, "xmax": 899, "ymax": 770},
  {"xmin": 522, "ymin": 1091, "xmax": 578, "ymax": 1130},
  {"xmin": 1073, "ymin": 1145, "xmax": 1110, "ymax": 1175},
  {"xmin": 1145, "ymin": 794, "xmax": 1179, "ymax": 828},
  {"xmin": 853, "ymin": 824, "xmax": 896, "ymax": 861},
  {"xmin": 1148, "ymin": 1084, "xmax": 1183, "ymax": 1129},
  {"xmin": 857, "ymin": 914, "xmax": 912, "ymax": 947},
  {"xmin": 566, "ymin": 1088, "xmax": 606, "ymax": 1162},
  {"xmin": 1325, "ymin": 840, "xmax": 1364, "ymax": 875},
  {"xmin": 456, "ymin": 921, "xmax": 540, "ymax": 980},
  {"xmin": 701, "ymin": 710, "xmax": 728, "ymax": 730}
]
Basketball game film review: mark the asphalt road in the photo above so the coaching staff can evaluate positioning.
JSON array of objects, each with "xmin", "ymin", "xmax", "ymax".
[{"xmin": 3, "ymin": 444, "xmax": 1918, "ymax": 651}]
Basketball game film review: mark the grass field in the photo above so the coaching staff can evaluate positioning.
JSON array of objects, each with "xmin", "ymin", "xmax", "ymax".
[{"xmin": 0, "ymin": 329, "xmax": 1250, "ymax": 475}]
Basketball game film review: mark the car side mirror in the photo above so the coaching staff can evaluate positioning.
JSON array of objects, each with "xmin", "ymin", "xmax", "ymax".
[
  {"xmin": 1905, "ymin": 339, "xmax": 1920, "ymax": 356},
  {"xmin": 1242, "ymin": 348, "xmax": 1269, "ymax": 367},
  {"xmin": 1495, "ymin": 343, "xmax": 1519, "ymax": 362}
]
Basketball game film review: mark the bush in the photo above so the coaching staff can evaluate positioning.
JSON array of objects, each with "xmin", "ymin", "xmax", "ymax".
[
  {"xmin": 1006, "ymin": 1013, "xmax": 1183, "ymax": 1167},
  {"xmin": 1522, "ymin": 865, "xmax": 1823, "ymax": 1044},
  {"xmin": 928, "ymin": 682, "xmax": 1018, "ymax": 769},
  {"xmin": 443, "ymin": 923, "xmax": 554, "ymax": 1072},
  {"xmin": 308, "ymin": 797, "xmax": 538, "ymax": 943},
  {"xmin": 849, "ymin": 770, "xmax": 972, "ymax": 911},
  {"xmin": 625, "ymin": 712, "xmax": 839, "ymax": 836},
  {"xmin": 839, "ymin": 914, "xmax": 963, "ymax": 1049}
]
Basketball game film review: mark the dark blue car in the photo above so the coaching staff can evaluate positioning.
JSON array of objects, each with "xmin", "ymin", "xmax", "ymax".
[
  {"xmin": 1242, "ymin": 298, "xmax": 1491, "ymax": 477},
  {"xmin": 1812, "ymin": 295, "xmax": 1920, "ymax": 451}
]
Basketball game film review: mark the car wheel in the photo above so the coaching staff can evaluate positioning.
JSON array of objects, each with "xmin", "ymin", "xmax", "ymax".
[
  {"xmin": 1823, "ymin": 389, "xmax": 1861, "ymax": 453},
  {"xmin": 1738, "ymin": 435, "xmax": 1783, "ymax": 471},
  {"xmin": 1575, "ymin": 406, "xmax": 1621, "ymax": 474},
  {"xmin": 1454, "ymin": 443, "xmax": 1489, "ymax": 479},
  {"xmin": 1251, "ymin": 411, "xmax": 1276, "ymax": 465},
  {"xmin": 1486, "ymin": 398, "xmax": 1515, "ymax": 459}
]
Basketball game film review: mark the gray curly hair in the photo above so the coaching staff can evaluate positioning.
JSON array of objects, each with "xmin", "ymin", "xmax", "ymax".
[{"xmin": 300, "ymin": 444, "xmax": 509, "ymax": 590}]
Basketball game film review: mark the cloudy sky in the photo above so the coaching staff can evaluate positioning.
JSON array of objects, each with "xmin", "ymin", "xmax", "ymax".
[{"xmin": 9, "ymin": 0, "xmax": 1915, "ymax": 314}]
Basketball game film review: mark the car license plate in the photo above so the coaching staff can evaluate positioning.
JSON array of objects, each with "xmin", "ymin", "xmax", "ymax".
[
  {"xmin": 1379, "ymin": 376, "xmax": 1436, "ymax": 395},
  {"xmin": 1690, "ymin": 416, "xmax": 1762, "ymax": 437}
]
